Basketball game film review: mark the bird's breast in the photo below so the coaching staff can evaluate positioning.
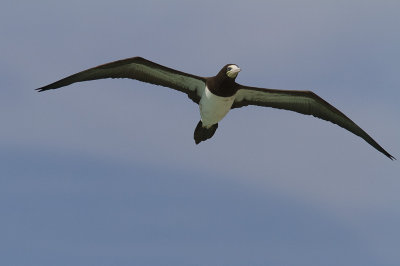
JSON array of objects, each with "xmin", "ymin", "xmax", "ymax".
[{"xmin": 199, "ymin": 86, "xmax": 236, "ymax": 127}]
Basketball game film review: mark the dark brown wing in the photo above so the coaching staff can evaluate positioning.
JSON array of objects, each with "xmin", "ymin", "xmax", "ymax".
[
  {"xmin": 36, "ymin": 57, "xmax": 206, "ymax": 103},
  {"xmin": 233, "ymin": 85, "xmax": 395, "ymax": 160}
]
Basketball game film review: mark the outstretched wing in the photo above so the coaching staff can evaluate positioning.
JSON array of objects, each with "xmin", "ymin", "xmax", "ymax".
[
  {"xmin": 36, "ymin": 57, "xmax": 206, "ymax": 103},
  {"xmin": 233, "ymin": 85, "xmax": 395, "ymax": 160}
]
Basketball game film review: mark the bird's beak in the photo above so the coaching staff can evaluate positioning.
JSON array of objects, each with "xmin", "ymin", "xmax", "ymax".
[
  {"xmin": 231, "ymin": 67, "xmax": 241, "ymax": 74},
  {"xmin": 227, "ymin": 66, "xmax": 241, "ymax": 78}
]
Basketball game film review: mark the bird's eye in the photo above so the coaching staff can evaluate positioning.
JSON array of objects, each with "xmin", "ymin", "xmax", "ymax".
[{"xmin": 227, "ymin": 67, "xmax": 232, "ymax": 71}]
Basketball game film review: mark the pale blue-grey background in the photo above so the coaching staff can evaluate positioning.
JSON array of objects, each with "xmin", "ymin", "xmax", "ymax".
[{"xmin": 1, "ymin": 0, "xmax": 399, "ymax": 265}]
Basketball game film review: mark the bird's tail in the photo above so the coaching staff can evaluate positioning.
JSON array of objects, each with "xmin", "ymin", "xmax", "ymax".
[{"xmin": 193, "ymin": 120, "xmax": 218, "ymax": 144}]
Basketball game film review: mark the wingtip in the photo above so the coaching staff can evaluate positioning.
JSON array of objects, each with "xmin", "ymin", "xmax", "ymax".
[
  {"xmin": 35, "ymin": 86, "xmax": 50, "ymax": 92},
  {"xmin": 385, "ymin": 152, "xmax": 396, "ymax": 161}
]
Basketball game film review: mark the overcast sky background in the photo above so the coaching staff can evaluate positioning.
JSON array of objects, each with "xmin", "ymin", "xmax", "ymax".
[{"xmin": 1, "ymin": 0, "xmax": 399, "ymax": 265}]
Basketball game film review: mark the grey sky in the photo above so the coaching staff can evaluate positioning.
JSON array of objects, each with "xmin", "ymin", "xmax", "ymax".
[{"xmin": 1, "ymin": 0, "xmax": 399, "ymax": 265}]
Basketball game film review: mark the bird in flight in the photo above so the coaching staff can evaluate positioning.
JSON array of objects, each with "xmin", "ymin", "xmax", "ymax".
[{"xmin": 37, "ymin": 57, "xmax": 395, "ymax": 160}]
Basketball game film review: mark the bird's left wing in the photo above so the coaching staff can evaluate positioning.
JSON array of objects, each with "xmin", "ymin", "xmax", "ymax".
[
  {"xmin": 36, "ymin": 57, "xmax": 206, "ymax": 103},
  {"xmin": 232, "ymin": 85, "xmax": 395, "ymax": 160}
]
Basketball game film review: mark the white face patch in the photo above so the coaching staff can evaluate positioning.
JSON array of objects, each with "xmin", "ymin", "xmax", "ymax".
[{"xmin": 226, "ymin": 64, "xmax": 241, "ymax": 78}]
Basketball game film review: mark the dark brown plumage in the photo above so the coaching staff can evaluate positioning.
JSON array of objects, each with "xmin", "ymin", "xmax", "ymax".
[
  {"xmin": 232, "ymin": 86, "xmax": 395, "ymax": 160},
  {"xmin": 37, "ymin": 56, "xmax": 395, "ymax": 160},
  {"xmin": 206, "ymin": 64, "xmax": 240, "ymax": 97},
  {"xmin": 37, "ymin": 57, "xmax": 207, "ymax": 104}
]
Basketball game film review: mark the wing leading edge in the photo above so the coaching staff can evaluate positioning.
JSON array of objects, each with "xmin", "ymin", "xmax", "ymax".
[
  {"xmin": 36, "ymin": 57, "xmax": 206, "ymax": 103},
  {"xmin": 233, "ymin": 85, "xmax": 395, "ymax": 160}
]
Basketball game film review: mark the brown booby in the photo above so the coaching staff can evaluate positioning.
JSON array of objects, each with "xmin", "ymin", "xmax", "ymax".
[{"xmin": 37, "ymin": 57, "xmax": 395, "ymax": 160}]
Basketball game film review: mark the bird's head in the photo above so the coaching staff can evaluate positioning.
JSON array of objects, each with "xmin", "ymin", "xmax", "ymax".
[{"xmin": 225, "ymin": 64, "xmax": 241, "ymax": 79}]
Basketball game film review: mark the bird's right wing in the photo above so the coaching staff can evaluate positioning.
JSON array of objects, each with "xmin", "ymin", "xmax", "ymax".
[
  {"xmin": 36, "ymin": 57, "xmax": 206, "ymax": 103},
  {"xmin": 232, "ymin": 85, "xmax": 395, "ymax": 160}
]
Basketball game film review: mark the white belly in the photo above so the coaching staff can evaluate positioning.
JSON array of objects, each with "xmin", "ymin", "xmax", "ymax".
[{"xmin": 199, "ymin": 86, "xmax": 236, "ymax": 128}]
